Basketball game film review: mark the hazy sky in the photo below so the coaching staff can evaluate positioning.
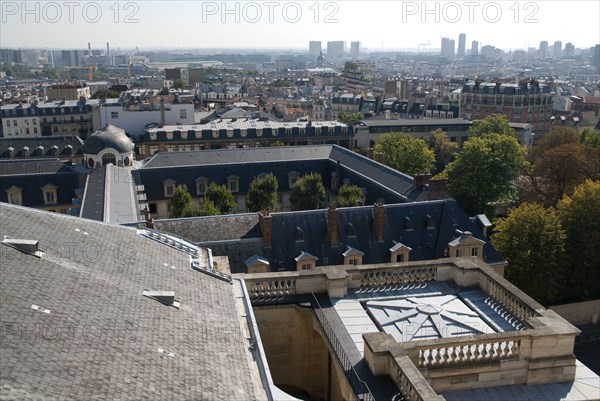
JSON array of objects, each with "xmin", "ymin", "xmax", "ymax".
[{"xmin": 1, "ymin": 0, "xmax": 599, "ymax": 51}]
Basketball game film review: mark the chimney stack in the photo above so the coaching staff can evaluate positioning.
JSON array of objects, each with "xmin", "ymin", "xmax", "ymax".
[
  {"xmin": 373, "ymin": 203, "xmax": 385, "ymax": 242},
  {"xmin": 258, "ymin": 210, "xmax": 272, "ymax": 249},
  {"xmin": 327, "ymin": 206, "xmax": 339, "ymax": 246}
]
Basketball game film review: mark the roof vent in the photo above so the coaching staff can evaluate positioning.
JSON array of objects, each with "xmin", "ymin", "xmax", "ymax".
[
  {"xmin": 143, "ymin": 290, "xmax": 180, "ymax": 308},
  {"xmin": 2, "ymin": 237, "xmax": 43, "ymax": 258}
]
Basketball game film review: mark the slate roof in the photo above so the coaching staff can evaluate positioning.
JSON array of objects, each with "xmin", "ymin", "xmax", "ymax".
[
  {"xmin": 0, "ymin": 203, "xmax": 261, "ymax": 400},
  {"xmin": 155, "ymin": 199, "xmax": 505, "ymax": 273},
  {"xmin": 0, "ymin": 159, "xmax": 85, "ymax": 207},
  {"xmin": 0, "ymin": 136, "xmax": 84, "ymax": 159},
  {"xmin": 83, "ymin": 125, "xmax": 135, "ymax": 155},
  {"xmin": 137, "ymin": 145, "xmax": 428, "ymax": 204}
]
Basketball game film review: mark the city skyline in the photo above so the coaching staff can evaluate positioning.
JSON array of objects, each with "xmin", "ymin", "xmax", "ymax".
[{"xmin": 1, "ymin": 1, "xmax": 599, "ymax": 51}]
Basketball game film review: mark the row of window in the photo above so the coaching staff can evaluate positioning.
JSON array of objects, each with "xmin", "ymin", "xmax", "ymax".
[{"xmin": 6, "ymin": 185, "xmax": 58, "ymax": 206}]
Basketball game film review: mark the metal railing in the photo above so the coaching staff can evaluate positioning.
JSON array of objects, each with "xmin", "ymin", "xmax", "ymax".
[{"xmin": 311, "ymin": 293, "xmax": 375, "ymax": 401}]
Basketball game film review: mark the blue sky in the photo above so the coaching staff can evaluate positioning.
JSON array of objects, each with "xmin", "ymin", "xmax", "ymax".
[{"xmin": 1, "ymin": 1, "xmax": 599, "ymax": 51}]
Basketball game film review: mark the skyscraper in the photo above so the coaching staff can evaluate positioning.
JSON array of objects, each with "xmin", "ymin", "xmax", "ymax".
[
  {"xmin": 350, "ymin": 42, "xmax": 361, "ymax": 59},
  {"xmin": 441, "ymin": 37, "xmax": 455, "ymax": 59},
  {"xmin": 471, "ymin": 40, "xmax": 479, "ymax": 56},
  {"xmin": 327, "ymin": 41, "xmax": 345, "ymax": 59},
  {"xmin": 309, "ymin": 41, "xmax": 322, "ymax": 58},
  {"xmin": 457, "ymin": 33, "xmax": 466, "ymax": 58},
  {"xmin": 564, "ymin": 42, "xmax": 575, "ymax": 58},
  {"xmin": 553, "ymin": 41, "xmax": 562, "ymax": 59},
  {"xmin": 539, "ymin": 41, "xmax": 548, "ymax": 58}
]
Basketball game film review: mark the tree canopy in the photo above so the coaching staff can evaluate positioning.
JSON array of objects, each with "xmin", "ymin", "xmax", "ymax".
[
  {"xmin": 290, "ymin": 173, "xmax": 326, "ymax": 211},
  {"xmin": 168, "ymin": 185, "xmax": 195, "ymax": 218},
  {"xmin": 468, "ymin": 114, "xmax": 515, "ymax": 137},
  {"xmin": 335, "ymin": 185, "xmax": 363, "ymax": 208},
  {"xmin": 90, "ymin": 89, "xmax": 121, "ymax": 99},
  {"xmin": 247, "ymin": 173, "xmax": 281, "ymax": 212},
  {"xmin": 558, "ymin": 180, "xmax": 600, "ymax": 300},
  {"xmin": 374, "ymin": 132, "xmax": 435, "ymax": 176},
  {"xmin": 491, "ymin": 203, "xmax": 566, "ymax": 305},
  {"xmin": 172, "ymin": 79, "xmax": 186, "ymax": 90},
  {"xmin": 426, "ymin": 129, "xmax": 459, "ymax": 174},
  {"xmin": 444, "ymin": 133, "xmax": 529, "ymax": 214},
  {"xmin": 337, "ymin": 112, "xmax": 364, "ymax": 122},
  {"xmin": 205, "ymin": 182, "xmax": 237, "ymax": 214},
  {"xmin": 580, "ymin": 128, "xmax": 600, "ymax": 147}
]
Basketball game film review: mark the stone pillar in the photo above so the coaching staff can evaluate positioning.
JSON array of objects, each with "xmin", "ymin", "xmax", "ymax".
[
  {"xmin": 373, "ymin": 203, "xmax": 385, "ymax": 242},
  {"xmin": 327, "ymin": 206, "xmax": 339, "ymax": 246},
  {"xmin": 258, "ymin": 210, "xmax": 272, "ymax": 249}
]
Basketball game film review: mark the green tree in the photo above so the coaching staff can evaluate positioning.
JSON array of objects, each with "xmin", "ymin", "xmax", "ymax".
[
  {"xmin": 335, "ymin": 185, "xmax": 363, "ymax": 207},
  {"xmin": 205, "ymin": 182, "xmax": 237, "ymax": 214},
  {"xmin": 374, "ymin": 132, "xmax": 435, "ymax": 176},
  {"xmin": 468, "ymin": 114, "xmax": 515, "ymax": 137},
  {"xmin": 173, "ymin": 79, "xmax": 186, "ymax": 90},
  {"xmin": 530, "ymin": 127, "xmax": 579, "ymax": 161},
  {"xmin": 290, "ymin": 173, "xmax": 326, "ymax": 211},
  {"xmin": 169, "ymin": 184, "xmax": 194, "ymax": 218},
  {"xmin": 580, "ymin": 128, "xmax": 600, "ymax": 147},
  {"xmin": 444, "ymin": 133, "xmax": 529, "ymax": 214},
  {"xmin": 491, "ymin": 203, "xmax": 566, "ymax": 305},
  {"xmin": 558, "ymin": 180, "xmax": 600, "ymax": 300},
  {"xmin": 90, "ymin": 89, "xmax": 121, "ymax": 99},
  {"xmin": 426, "ymin": 129, "xmax": 459, "ymax": 174},
  {"xmin": 247, "ymin": 173, "xmax": 281, "ymax": 212},
  {"xmin": 196, "ymin": 198, "xmax": 220, "ymax": 217},
  {"xmin": 337, "ymin": 112, "xmax": 364, "ymax": 123}
]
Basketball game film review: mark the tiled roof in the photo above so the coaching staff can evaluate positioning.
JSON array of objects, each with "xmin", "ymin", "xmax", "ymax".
[{"xmin": 0, "ymin": 203, "xmax": 260, "ymax": 400}]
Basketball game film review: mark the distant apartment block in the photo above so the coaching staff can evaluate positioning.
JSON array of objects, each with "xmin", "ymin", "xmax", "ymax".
[
  {"xmin": 457, "ymin": 33, "xmax": 466, "ymax": 58},
  {"xmin": 459, "ymin": 80, "xmax": 553, "ymax": 133},
  {"xmin": 327, "ymin": 41, "xmax": 345, "ymax": 59},
  {"xmin": 309, "ymin": 41, "xmax": 322, "ymax": 58},
  {"xmin": 441, "ymin": 37, "xmax": 455, "ymax": 59},
  {"xmin": 46, "ymin": 83, "xmax": 91, "ymax": 101},
  {"xmin": 350, "ymin": 42, "xmax": 361, "ymax": 59}
]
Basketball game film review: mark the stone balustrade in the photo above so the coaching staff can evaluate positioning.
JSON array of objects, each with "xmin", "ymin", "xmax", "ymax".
[{"xmin": 355, "ymin": 266, "xmax": 437, "ymax": 288}]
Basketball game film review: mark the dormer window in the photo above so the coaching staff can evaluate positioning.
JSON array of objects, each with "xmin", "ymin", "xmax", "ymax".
[
  {"xmin": 5, "ymin": 186, "xmax": 23, "ymax": 205},
  {"xmin": 227, "ymin": 175, "xmax": 239, "ymax": 193},
  {"xmin": 7, "ymin": 147, "xmax": 14, "ymax": 158},
  {"xmin": 64, "ymin": 145, "xmax": 73, "ymax": 156},
  {"xmin": 295, "ymin": 227, "xmax": 304, "ymax": 241},
  {"xmin": 426, "ymin": 214, "xmax": 435, "ymax": 229},
  {"xmin": 163, "ymin": 179, "xmax": 176, "ymax": 198},
  {"xmin": 288, "ymin": 171, "xmax": 300, "ymax": 188},
  {"xmin": 346, "ymin": 223, "xmax": 356, "ymax": 237},
  {"xmin": 404, "ymin": 216, "xmax": 413, "ymax": 231},
  {"xmin": 41, "ymin": 184, "xmax": 57, "ymax": 205},
  {"xmin": 50, "ymin": 145, "xmax": 58, "ymax": 156},
  {"xmin": 196, "ymin": 177, "xmax": 208, "ymax": 195},
  {"xmin": 22, "ymin": 146, "xmax": 29, "ymax": 157}
]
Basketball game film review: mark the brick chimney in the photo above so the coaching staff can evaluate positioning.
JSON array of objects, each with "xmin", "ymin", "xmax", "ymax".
[
  {"xmin": 374, "ymin": 152, "xmax": 383, "ymax": 163},
  {"xmin": 373, "ymin": 203, "xmax": 385, "ymax": 242},
  {"xmin": 258, "ymin": 210, "xmax": 272, "ymax": 249},
  {"xmin": 427, "ymin": 179, "xmax": 447, "ymax": 200},
  {"xmin": 327, "ymin": 206, "xmax": 339, "ymax": 246}
]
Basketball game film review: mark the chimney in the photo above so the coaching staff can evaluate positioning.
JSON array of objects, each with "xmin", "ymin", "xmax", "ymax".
[
  {"xmin": 373, "ymin": 203, "xmax": 385, "ymax": 242},
  {"xmin": 427, "ymin": 179, "xmax": 447, "ymax": 200},
  {"xmin": 327, "ymin": 206, "xmax": 339, "ymax": 246},
  {"xmin": 160, "ymin": 99, "xmax": 166, "ymax": 126},
  {"xmin": 367, "ymin": 148, "xmax": 374, "ymax": 159},
  {"xmin": 258, "ymin": 210, "xmax": 272, "ymax": 249},
  {"xmin": 374, "ymin": 152, "xmax": 383, "ymax": 163},
  {"xmin": 414, "ymin": 174, "xmax": 424, "ymax": 188}
]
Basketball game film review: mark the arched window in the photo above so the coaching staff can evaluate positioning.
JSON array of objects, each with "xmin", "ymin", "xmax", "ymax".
[
  {"xmin": 102, "ymin": 153, "xmax": 117, "ymax": 166},
  {"xmin": 346, "ymin": 223, "xmax": 356, "ymax": 237},
  {"xmin": 88, "ymin": 158, "xmax": 95, "ymax": 168}
]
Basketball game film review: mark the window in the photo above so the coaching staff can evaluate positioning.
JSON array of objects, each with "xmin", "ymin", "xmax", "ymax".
[
  {"xmin": 301, "ymin": 263, "xmax": 311, "ymax": 270},
  {"xmin": 41, "ymin": 184, "xmax": 58, "ymax": 205},
  {"xmin": 346, "ymin": 223, "xmax": 356, "ymax": 237},
  {"xmin": 53, "ymin": 126, "xmax": 59, "ymax": 133},
  {"xmin": 471, "ymin": 247, "xmax": 479, "ymax": 257},
  {"xmin": 348, "ymin": 258, "xmax": 359, "ymax": 265},
  {"xmin": 26, "ymin": 128, "xmax": 30, "ymax": 134},
  {"xmin": 166, "ymin": 185, "xmax": 174, "ymax": 197},
  {"xmin": 163, "ymin": 180, "xmax": 176, "ymax": 198},
  {"xmin": 33, "ymin": 128, "xmax": 38, "ymax": 134},
  {"xmin": 13, "ymin": 120, "xmax": 17, "ymax": 126},
  {"xmin": 6, "ymin": 187, "xmax": 22, "ymax": 205},
  {"xmin": 111, "ymin": 111, "xmax": 119, "ymax": 119},
  {"xmin": 227, "ymin": 176, "xmax": 239, "ymax": 193},
  {"xmin": 149, "ymin": 203, "xmax": 157, "ymax": 214},
  {"xmin": 6, "ymin": 120, "xmax": 10, "ymax": 127},
  {"xmin": 32, "ymin": 118, "xmax": 36, "ymax": 124},
  {"xmin": 196, "ymin": 178, "xmax": 207, "ymax": 195},
  {"xmin": 180, "ymin": 109, "xmax": 187, "ymax": 119},
  {"xmin": 295, "ymin": 227, "xmax": 304, "ymax": 241},
  {"xmin": 396, "ymin": 254, "xmax": 404, "ymax": 263},
  {"xmin": 426, "ymin": 214, "xmax": 435, "ymax": 229},
  {"xmin": 404, "ymin": 217, "xmax": 413, "ymax": 230}
]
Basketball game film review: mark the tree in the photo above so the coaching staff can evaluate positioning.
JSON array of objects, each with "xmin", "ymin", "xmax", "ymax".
[
  {"xmin": 90, "ymin": 89, "xmax": 121, "ymax": 99},
  {"xmin": 337, "ymin": 112, "xmax": 363, "ymax": 123},
  {"xmin": 247, "ymin": 173, "xmax": 281, "ymax": 212},
  {"xmin": 335, "ymin": 185, "xmax": 363, "ymax": 208},
  {"xmin": 529, "ymin": 143, "xmax": 590, "ymax": 206},
  {"xmin": 205, "ymin": 182, "xmax": 237, "ymax": 214},
  {"xmin": 444, "ymin": 133, "xmax": 529, "ymax": 214},
  {"xmin": 580, "ymin": 128, "xmax": 600, "ymax": 147},
  {"xmin": 290, "ymin": 173, "xmax": 326, "ymax": 211},
  {"xmin": 196, "ymin": 198, "xmax": 220, "ymax": 217},
  {"xmin": 530, "ymin": 127, "xmax": 579, "ymax": 161},
  {"xmin": 169, "ymin": 184, "xmax": 194, "ymax": 218},
  {"xmin": 468, "ymin": 114, "xmax": 515, "ymax": 137},
  {"xmin": 374, "ymin": 132, "xmax": 435, "ymax": 176},
  {"xmin": 426, "ymin": 129, "xmax": 459, "ymax": 174},
  {"xmin": 558, "ymin": 180, "xmax": 600, "ymax": 300},
  {"xmin": 173, "ymin": 79, "xmax": 186, "ymax": 90},
  {"xmin": 491, "ymin": 203, "xmax": 566, "ymax": 305}
]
